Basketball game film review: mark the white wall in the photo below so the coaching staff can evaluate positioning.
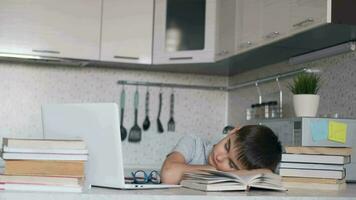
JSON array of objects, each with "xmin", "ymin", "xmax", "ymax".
[{"xmin": 0, "ymin": 61, "xmax": 228, "ymax": 169}]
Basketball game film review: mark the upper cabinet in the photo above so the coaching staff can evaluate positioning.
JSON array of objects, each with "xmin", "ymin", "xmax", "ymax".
[
  {"xmin": 0, "ymin": 0, "xmax": 101, "ymax": 60},
  {"xmin": 153, "ymin": 0, "xmax": 235, "ymax": 64},
  {"xmin": 0, "ymin": 0, "xmax": 355, "ymax": 75},
  {"xmin": 260, "ymin": 0, "xmax": 290, "ymax": 45},
  {"xmin": 101, "ymin": 0, "xmax": 154, "ymax": 64},
  {"xmin": 236, "ymin": 0, "xmax": 263, "ymax": 53},
  {"xmin": 289, "ymin": 0, "xmax": 329, "ymax": 34},
  {"xmin": 235, "ymin": 0, "xmax": 331, "ymax": 54}
]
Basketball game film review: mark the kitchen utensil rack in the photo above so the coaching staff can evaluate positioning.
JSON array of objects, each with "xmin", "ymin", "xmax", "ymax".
[{"xmin": 116, "ymin": 67, "xmax": 318, "ymax": 92}]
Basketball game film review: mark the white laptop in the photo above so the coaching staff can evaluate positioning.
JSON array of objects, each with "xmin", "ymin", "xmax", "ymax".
[{"xmin": 41, "ymin": 103, "xmax": 180, "ymax": 189}]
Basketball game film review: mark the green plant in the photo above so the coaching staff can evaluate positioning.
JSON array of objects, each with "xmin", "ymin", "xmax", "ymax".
[{"xmin": 288, "ymin": 73, "xmax": 321, "ymax": 94}]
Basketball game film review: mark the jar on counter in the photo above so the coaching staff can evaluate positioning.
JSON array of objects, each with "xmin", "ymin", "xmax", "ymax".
[
  {"xmin": 255, "ymin": 103, "xmax": 263, "ymax": 119},
  {"xmin": 250, "ymin": 104, "xmax": 258, "ymax": 120},
  {"xmin": 268, "ymin": 101, "xmax": 279, "ymax": 118},
  {"xmin": 263, "ymin": 102, "xmax": 270, "ymax": 119},
  {"xmin": 246, "ymin": 107, "xmax": 252, "ymax": 120}
]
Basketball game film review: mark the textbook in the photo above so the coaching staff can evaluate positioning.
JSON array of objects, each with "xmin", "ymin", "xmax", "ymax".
[
  {"xmin": 3, "ymin": 138, "xmax": 86, "ymax": 150},
  {"xmin": 4, "ymin": 160, "xmax": 85, "ymax": 177},
  {"xmin": 282, "ymin": 181, "xmax": 347, "ymax": 191},
  {"xmin": 279, "ymin": 168, "xmax": 345, "ymax": 179},
  {"xmin": 280, "ymin": 162, "xmax": 345, "ymax": 171},
  {"xmin": 281, "ymin": 153, "xmax": 351, "ymax": 165},
  {"xmin": 0, "ymin": 175, "xmax": 81, "ymax": 187},
  {"xmin": 0, "ymin": 175, "xmax": 82, "ymax": 193},
  {"xmin": 181, "ymin": 169, "xmax": 286, "ymax": 192},
  {"xmin": 2, "ymin": 152, "xmax": 88, "ymax": 161},
  {"xmin": 0, "ymin": 183, "xmax": 82, "ymax": 193},
  {"xmin": 284, "ymin": 146, "xmax": 352, "ymax": 156}
]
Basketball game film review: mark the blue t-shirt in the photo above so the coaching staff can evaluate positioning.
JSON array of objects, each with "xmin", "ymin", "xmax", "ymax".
[{"xmin": 171, "ymin": 135, "xmax": 213, "ymax": 165}]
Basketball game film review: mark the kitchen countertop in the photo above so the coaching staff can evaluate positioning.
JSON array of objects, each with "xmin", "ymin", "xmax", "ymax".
[{"xmin": 1, "ymin": 184, "xmax": 356, "ymax": 200}]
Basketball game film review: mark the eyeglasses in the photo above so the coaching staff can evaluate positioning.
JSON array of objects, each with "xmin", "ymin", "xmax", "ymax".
[{"xmin": 131, "ymin": 170, "xmax": 161, "ymax": 184}]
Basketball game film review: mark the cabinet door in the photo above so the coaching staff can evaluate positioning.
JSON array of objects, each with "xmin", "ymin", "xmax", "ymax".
[
  {"xmin": 260, "ymin": 0, "xmax": 290, "ymax": 45},
  {"xmin": 236, "ymin": 0, "xmax": 263, "ymax": 53},
  {"xmin": 289, "ymin": 0, "xmax": 328, "ymax": 35},
  {"xmin": 0, "ymin": 0, "xmax": 101, "ymax": 60},
  {"xmin": 101, "ymin": 0, "xmax": 154, "ymax": 64},
  {"xmin": 153, "ymin": 0, "xmax": 216, "ymax": 64},
  {"xmin": 215, "ymin": 0, "xmax": 236, "ymax": 61}
]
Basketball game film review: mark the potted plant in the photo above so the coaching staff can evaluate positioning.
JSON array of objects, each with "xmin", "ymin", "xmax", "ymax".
[{"xmin": 288, "ymin": 73, "xmax": 321, "ymax": 117}]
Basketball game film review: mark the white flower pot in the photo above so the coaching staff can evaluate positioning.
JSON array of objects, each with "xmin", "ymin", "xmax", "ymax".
[{"xmin": 293, "ymin": 94, "xmax": 320, "ymax": 117}]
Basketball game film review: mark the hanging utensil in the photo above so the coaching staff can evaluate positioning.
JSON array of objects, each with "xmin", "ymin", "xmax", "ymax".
[
  {"xmin": 157, "ymin": 91, "xmax": 164, "ymax": 133},
  {"xmin": 128, "ymin": 87, "xmax": 142, "ymax": 142},
  {"xmin": 142, "ymin": 87, "xmax": 150, "ymax": 131},
  {"xmin": 167, "ymin": 89, "xmax": 175, "ymax": 132},
  {"xmin": 120, "ymin": 86, "xmax": 127, "ymax": 141}
]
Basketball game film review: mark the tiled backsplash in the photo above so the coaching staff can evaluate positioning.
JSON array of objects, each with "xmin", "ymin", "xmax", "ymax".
[
  {"xmin": 0, "ymin": 61, "xmax": 228, "ymax": 169},
  {"xmin": 228, "ymin": 51, "xmax": 356, "ymax": 126}
]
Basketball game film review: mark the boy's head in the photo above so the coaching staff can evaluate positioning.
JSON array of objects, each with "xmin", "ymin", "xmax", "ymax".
[{"xmin": 207, "ymin": 125, "xmax": 282, "ymax": 172}]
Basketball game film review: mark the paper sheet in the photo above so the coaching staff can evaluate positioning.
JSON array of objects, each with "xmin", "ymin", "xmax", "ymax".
[
  {"xmin": 310, "ymin": 119, "xmax": 328, "ymax": 142},
  {"xmin": 328, "ymin": 121, "xmax": 348, "ymax": 143}
]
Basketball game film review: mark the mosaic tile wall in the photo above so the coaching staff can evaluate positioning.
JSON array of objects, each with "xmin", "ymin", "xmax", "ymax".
[
  {"xmin": 0, "ymin": 61, "xmax": 228, "ymax": 169},
  {"xmin": 228, "ymin": 51, "xmax": 356, "ymax": 126}
]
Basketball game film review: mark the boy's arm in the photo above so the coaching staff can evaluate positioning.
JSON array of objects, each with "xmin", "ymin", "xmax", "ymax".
[{"xmin": 161, "ymin": 152, "xmax": 215, "ymax": 184}]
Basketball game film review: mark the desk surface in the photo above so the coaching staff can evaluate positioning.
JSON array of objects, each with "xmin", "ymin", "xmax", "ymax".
[{"xmin": 1, "ymin": 183, "xmax": 356, "ymax": 200}]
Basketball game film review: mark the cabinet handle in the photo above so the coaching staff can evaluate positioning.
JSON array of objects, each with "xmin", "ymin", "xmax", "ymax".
[
  {"xmin": 222, "ymin": 50, "xmax": 229, "ymax": 55},
  {"xmin": 32, "ymin": 49, "xmax": 60, "ymax": 54},
  {"xmin": 293, "ymin": 18, "xmax": 315, "ymax": 28},
  {"xmin": 217, "ymin": 50, "xmax": 228, "ymax": 56},
  {"xmin": 169, "ymin": 57, "xmax": 193, "ymax": 60},
  {"xmin": 264, "ymin": 32, "xmax": 280, "ymax": 39},
  {"xmin": 113, "ymin": 55, "xmax": 139, "ymax": 60},
  {"xmin": 239, "ymin": 41, "xmax": 253, "ymax": 49}
]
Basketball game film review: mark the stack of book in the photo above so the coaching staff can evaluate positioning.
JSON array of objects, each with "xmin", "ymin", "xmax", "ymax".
[
  {"xmin": 0, "ymin": 138, "xmax": 88, "ymax": 192},
  {"xmin": 279, "ymin": 146, "xmax": 352, "ymax": 190}
]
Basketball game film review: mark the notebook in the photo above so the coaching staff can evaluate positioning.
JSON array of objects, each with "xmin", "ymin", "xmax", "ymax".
[{"xmin": 41, "ymin": 103, "xmax": 180, "ymax": 189}]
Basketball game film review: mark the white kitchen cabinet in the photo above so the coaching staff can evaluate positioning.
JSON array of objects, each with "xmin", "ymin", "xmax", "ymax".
[
  {"xmin": 153, "ymin": 0, "xmax": 235, "ymax": 64},
  {"xmin": 214, "ymin": 0, "xmax": 236, "ymax": 61},
  {"xmin": 153, "ymin": 0, "xmax": 216, "ymax": 64},
  {"xmin": 101, "ymin": 0, "xmax": 154, "ymax": 64},
  {"xmin": 235, "ymin": 0, "xmax": 263, "ymax": 53},
  {"xmin": 0, "ymin": 0, "xmax": 101, "ymax": 60},
  {"xmin": 289, "ymin": 0, "xmax": 329, "ymax": 35},
  {"xmin": 260, "ymin": 0, "xmax": 290, "ymax": 45}
]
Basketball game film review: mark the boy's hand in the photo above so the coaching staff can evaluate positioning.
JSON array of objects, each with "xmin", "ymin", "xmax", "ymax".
[{"xmin": 160, "ymin": 152, "xmax": 216, "ymax": 184}]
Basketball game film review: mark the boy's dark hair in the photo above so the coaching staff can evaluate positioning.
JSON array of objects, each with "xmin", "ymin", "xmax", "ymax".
[{"xmin": 233, "ymin": 125, "xmax": 282, "ymax": 171}]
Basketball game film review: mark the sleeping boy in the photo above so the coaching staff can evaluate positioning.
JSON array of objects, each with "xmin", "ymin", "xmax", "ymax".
[{"xmin": 161, "ymin": 125, "xmax": 282, "ymax": 184}]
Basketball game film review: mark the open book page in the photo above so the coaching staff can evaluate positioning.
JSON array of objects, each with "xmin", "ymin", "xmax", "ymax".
[
  {"xmin": 184, "ymin": 169, "xmax": 286, "ymax": 191},
  {"xmin": 247, "ymin": 173, "xmax": 286, "ymax": 191}
]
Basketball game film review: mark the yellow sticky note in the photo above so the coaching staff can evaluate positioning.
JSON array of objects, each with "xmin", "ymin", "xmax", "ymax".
[{"xmin": 328, "ymin": 121, "xmax": 348, "ymax": 143}]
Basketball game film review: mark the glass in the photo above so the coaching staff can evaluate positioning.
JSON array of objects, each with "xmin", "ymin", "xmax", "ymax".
[
  {"xmin": 131, "ymin": 170, "xmax": 161, "ymax": 184},
  {"xmin": 165, "ymin": 0, "xmax": 206, "ymax": 52}
]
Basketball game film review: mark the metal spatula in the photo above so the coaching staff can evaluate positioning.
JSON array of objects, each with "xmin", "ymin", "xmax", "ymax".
[{"xmin": 128, "ymin": 88, "xmax": 142, "ymax": 142}]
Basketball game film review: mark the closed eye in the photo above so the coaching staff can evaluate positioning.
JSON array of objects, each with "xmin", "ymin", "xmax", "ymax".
[{"xmin": 224, "ymin": 139, "xmax": 231, "ymax": 152}]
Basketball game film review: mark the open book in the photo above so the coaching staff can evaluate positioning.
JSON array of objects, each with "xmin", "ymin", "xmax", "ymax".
[{"xmin": 181, "ymin": 169, "xmax": 286, "ymax": 192}]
